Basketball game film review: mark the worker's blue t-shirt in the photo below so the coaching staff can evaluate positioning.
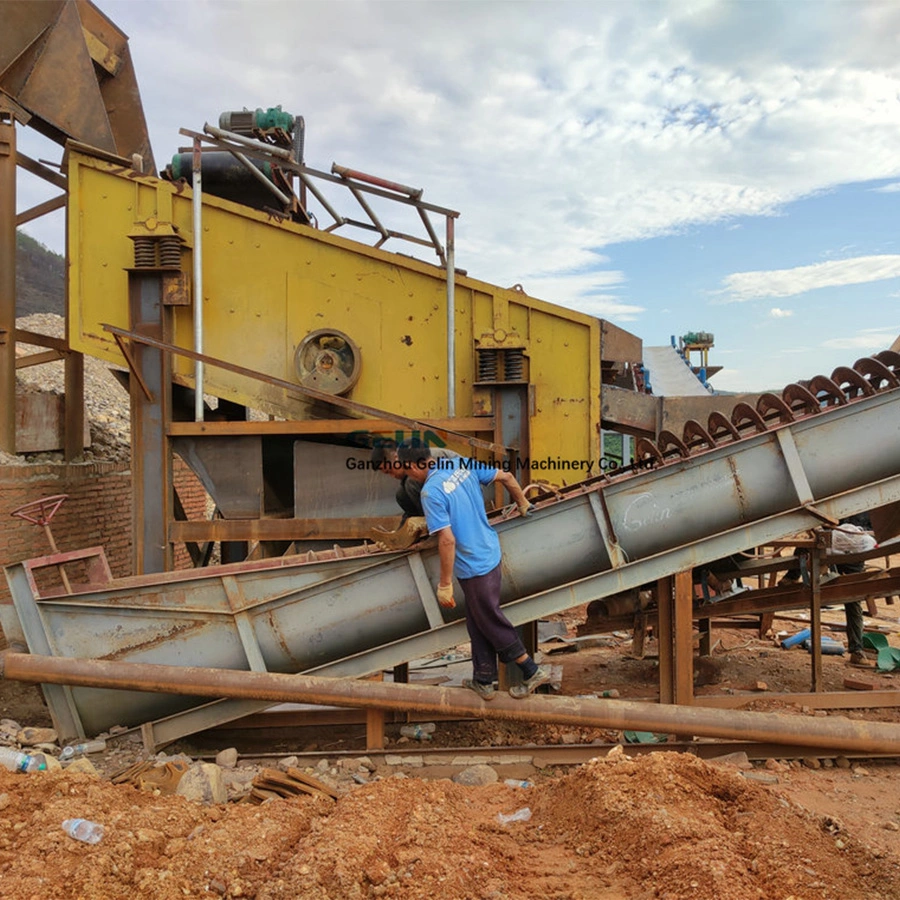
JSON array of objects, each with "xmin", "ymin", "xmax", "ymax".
[{"xmin": 420, "ymin": 456, "xmax": 500, "ymax": 580}]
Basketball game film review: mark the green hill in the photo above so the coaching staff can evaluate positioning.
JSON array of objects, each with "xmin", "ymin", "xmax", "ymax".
[{"xmin": 16, "ymin": 230, "xmax": 64, "ymax": 316}]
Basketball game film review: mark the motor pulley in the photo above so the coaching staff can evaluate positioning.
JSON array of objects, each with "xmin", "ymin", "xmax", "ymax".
[{"xmin": 294, "ymin": 329, "xmax": 361, "ymax": 395}]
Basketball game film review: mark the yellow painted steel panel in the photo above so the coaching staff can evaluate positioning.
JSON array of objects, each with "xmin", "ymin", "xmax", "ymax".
[{"xmin": 67, "ymin": 149, "xmax": 602, "ymax": 469}]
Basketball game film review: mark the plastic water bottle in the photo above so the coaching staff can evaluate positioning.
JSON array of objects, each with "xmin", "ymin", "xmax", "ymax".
[
  {"xmin": 498, "ymin": 807, "xmax": 532, "ymax": 825},
  {"xmin": 62, "ymin": 818, "xmax": 105, "ymax": 844},
  {"xmin": 504, "ymin": 779, "xmax": 532, "ymax": 788},
  {"xmin": 0, "ymin": 747, "xmax": 47, "ymax": 773},
  {"xmin": 60, "ymin": 739, "xmax": 107, "ymax": 760},
  {"xmin": 400, "ymin": 723, "xmax": 435, "ymax": 741}
]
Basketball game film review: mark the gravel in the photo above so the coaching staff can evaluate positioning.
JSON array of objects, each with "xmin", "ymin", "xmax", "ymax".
[{"xmin": 5, "ymin": 313, "xmax": 131, "ymax": 466}]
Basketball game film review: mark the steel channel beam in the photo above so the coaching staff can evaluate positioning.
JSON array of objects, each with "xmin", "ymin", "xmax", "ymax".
[
  {"xmin": 128, "ymin": 272, "xmax": 173, "ymax": 574},
  {"xmin": 4, "ymin": 566, "xmax": 85, "ymax": 739}
]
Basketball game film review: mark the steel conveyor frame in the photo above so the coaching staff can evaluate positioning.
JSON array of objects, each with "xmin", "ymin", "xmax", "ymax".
[{"xmin": 4, "ymin": 360, "xmax": 900, "ymax": 746}]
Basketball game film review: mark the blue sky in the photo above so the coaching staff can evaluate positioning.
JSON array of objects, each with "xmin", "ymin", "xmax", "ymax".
[{"xmin": 15, "ymin": 0, "xmax": 900, "ymax": 393}]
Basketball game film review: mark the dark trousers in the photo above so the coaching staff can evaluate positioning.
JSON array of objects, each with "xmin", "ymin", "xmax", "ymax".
[
  {"xmin": 837, "ymin": 561, "xmax": 865, "ymax": 654},
  {"xmin": 459, "ymin": 563, "xmax": 526, "ymax": 683},
  {"xmin": 844, "ymin": 601, "xmax": 865, "ymax": 654}
]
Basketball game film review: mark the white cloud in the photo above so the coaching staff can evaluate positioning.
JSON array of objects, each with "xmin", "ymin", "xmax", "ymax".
[
  {"xmin": 716, "ymin": 255, "xmax": 900, "ymax": 303},
  {"xmin": 769, "ymin": 307, "xmax": 793, "ymax": 318},
  {"xmin": 510, "ymin": 269, "xmax": 644, "ymax": 322},
  {"xmin": 37, "ymin": 0, "xmax": 895, "ymax": 298},
  {"xmin": 871, "ymin": 182, "xmax": 900, "ymax": 193},
  {"xmin": 569, "ymin": 297, "xmax": 646, "ymax": 322},
  {"xmin": 822, "ymin": 328, "xmax": 899, "ymax": 351},
  {"xmin": 13, "ymin": 0, "xmax": 900, "ymax": 374}
]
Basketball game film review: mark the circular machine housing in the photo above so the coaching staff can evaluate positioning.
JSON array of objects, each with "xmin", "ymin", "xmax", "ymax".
[{"xmin": 294, "ymin": 329, "xmax": 362, "ymax": 395}]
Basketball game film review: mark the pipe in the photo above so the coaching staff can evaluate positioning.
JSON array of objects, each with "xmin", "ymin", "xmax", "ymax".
[
  {"xmin": 3, "ymin": 652, "xmax": 899, "ymax": 755},
  {"xmin": 192, "ymin": 136, "xmax": 204, "ymax": 421},
  {"xmin": 446, "ymin": 215, "xmax": 456, "ymax": 417},
  {"xmin": 331, "ymin": 164, "xmax": 422, "ymax": 199},
  {"xmin": 202, "ymin": 124, "xmax": 295, "ymax": 161}
]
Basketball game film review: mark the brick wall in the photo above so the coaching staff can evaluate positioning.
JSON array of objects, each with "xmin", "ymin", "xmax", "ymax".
[
  {"xmin": 172, "ymin": 458, "xmax": 210, "ymax": 569},
  {"xmin": 0, "ymin": 457, "xmax": 210, "ymax": 646}
]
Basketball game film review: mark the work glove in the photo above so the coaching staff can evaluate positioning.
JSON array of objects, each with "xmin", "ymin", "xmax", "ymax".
[
  {"xmin": 369, "ymin": 517, "xmax": 429, "ymax": 551},
  {"xmin": 436, "ymin": 583, "xmax": 456, "ymax": 609},
  {"xmin": 517, "ymin": 502, "xmax": 536, "ymax": 518}
]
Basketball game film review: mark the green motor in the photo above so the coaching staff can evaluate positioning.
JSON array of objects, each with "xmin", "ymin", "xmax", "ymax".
[{"xmin": 218, "ymin": 106, "xmax": 295, "ymax": 136}]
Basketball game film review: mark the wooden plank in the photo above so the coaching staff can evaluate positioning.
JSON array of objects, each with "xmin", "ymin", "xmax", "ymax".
[{"xmin": 285, "ymin": 767, "xmax": 340, "ymax": 800}]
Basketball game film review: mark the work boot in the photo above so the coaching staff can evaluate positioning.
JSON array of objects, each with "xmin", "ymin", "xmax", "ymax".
[
  {"xmin": 848, "ymin": 651, "xmax": 875, "ymax": 668},
  {"xmin": 462, "ymin": 678, "xmax": 496, "ymax": 701},
  {"xmin": 508, "ymin": 666, "xmax": 551, "ymax": 699}
]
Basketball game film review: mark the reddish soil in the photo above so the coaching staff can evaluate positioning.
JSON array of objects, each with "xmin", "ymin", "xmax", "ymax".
[{"xmin": 2, "ymin": 599, "xmax": 900, "ymax": 899}]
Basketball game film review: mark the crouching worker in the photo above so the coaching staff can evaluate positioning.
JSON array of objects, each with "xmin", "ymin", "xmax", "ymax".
[{"xmin": 397, "ymin": 443, "xmax": 548, "ymax": 699}]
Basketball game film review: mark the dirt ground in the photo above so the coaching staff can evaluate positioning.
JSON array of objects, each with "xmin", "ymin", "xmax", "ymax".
[{"xmin": 2, "ymin": 600, "xmax": 900, "ymax": 900}]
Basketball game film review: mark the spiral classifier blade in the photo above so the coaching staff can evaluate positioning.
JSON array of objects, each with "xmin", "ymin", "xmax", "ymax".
[{"xmin": 630, "ymin": 355, "xmax": 900, "ymax": 468}]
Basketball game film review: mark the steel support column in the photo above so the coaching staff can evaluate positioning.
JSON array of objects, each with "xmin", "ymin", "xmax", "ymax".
[
  {"xmin": 673, "ymin": 570, "xmax": 694, "ymax": 704},
  {"xmin": 63, "ymin": 349, "xmax": 85, "ymax": 461},
  {"xmin": 657, "ymin": 577, "xmax": 673, "ymax": 703},
  {"xmin": 128, "ymin": 271, "xmax": 173, "ymax": 574},
  {"xmin": 810, "ymin": 543, "xmax": 824, "ymax": 692},
  {"xmin": 657, "ymin": 571, "xmax": 695, "ymax": 706},
  {"xmin": 0, "ymin": 107, "xmax": 16, "ymax": 453}
]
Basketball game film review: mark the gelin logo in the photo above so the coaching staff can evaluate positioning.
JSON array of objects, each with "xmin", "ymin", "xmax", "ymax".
[
  {"xmin": 347, "ymin": 430, "xmax": 448, "ymax": 450},
  {"xmin": 621, "ymin": 492, "xmax": 671, "ymax": 532}
]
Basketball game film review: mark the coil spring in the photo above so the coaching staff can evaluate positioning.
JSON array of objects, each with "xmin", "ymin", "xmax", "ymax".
[
  {"xmin": 504, "ymin": 348, "xmax": 525, "ymax": 381},
  {"xmin": 478, "ymin": 349, "xmax": 499, "ymax": 381},
  {"xmin": 133, "ymin": 237, "xmax": 156, "ymax": 268},
  {"xmin": 159, "ymin": 236, "xmax": 181, "ymax": 268}
]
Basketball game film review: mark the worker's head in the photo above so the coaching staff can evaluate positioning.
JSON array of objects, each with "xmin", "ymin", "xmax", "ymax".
[
  {"xmin": 371, "ymin": 440, "xmax": 404, "ymax": 480},
  {"xmin": 397, "ymin": 441, "xmax": 433, "ymax": 482}
]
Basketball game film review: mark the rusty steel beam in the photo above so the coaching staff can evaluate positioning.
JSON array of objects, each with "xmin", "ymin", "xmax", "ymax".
[
  {"xmin": 14, "ymin": 348, "xmax": 65, "ymax": 369},
  {"xmin": 0, "ymin": 104, "xmax": 16, "ymax": 454},
  {"xmin": 579, "ymin": 570, "xmax": 900, "ymax": 637},
  {"xmin": 15, "ymin": 193, "xmax": 66, "ymax": 226},
  {"xmin": 694, "ymin": 690, "xmax": 900, "ymax": 710},
  {"xmin": 167, "ymin": 416, "xmax": 494, "ymax": 437},
  {"xmin": 4, "ymin": 651, "xmax": 900, "ymax": 755},
  {"xmin": 169, "ymin": 516, "xmax": 403, "ymax": 543}
]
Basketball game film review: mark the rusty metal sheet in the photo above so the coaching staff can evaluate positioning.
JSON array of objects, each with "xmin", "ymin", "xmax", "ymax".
[{"xmin": 15, "ymin": 390, "xmax": 89, "ymax": 452}]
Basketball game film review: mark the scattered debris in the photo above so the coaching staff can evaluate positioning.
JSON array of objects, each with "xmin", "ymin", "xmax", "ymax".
[{"xmin": 251, "ymin": 767, "xmax": 339, "ymax": 803}]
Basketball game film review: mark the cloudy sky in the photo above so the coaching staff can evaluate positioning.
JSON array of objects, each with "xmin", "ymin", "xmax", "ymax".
[{"xmin": 16, "ymin": 0, "xmax": 900, "ymax": 392}]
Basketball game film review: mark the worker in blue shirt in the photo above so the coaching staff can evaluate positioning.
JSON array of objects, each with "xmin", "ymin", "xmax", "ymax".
[{"xmin": 398, "ymin": 443, "xmax": 549, "ymax": 699}]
